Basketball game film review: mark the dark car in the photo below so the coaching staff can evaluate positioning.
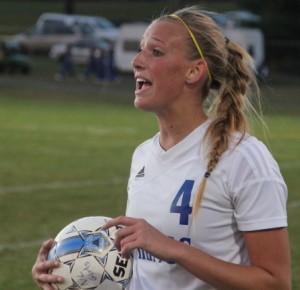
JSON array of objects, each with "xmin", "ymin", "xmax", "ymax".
[{"xmin": 0, "ymin": 41, "xmax": 31, "ymax": 74}]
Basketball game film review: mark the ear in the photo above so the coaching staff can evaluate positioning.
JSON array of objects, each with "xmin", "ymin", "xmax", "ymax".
[{"xmin": 186, "ymin": 60, "xmax": 207, "ymax": 84}]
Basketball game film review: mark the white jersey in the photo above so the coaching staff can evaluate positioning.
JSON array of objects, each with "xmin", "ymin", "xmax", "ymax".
[{"xmin": 126, "ymin": 120, "xmax": 287, "ymax": 290}]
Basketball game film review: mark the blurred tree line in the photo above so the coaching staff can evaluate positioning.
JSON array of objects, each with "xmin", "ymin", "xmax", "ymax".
[{"xmin": 235, "ymin": 0, "xmax": 299, "ymax": 73}]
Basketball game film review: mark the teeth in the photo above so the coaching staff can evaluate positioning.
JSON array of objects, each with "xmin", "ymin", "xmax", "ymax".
[
  {"xmin": 137, "ymin": 78, "xmax": 147, "ymax": 83},
  {"xmin": 136, "ymin": 77, "xmax": 151, "ymax": 90}
]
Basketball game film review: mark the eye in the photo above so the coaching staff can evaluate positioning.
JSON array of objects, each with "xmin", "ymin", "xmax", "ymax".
[{"xmin": 152, "ymin": 49, "xmax": 163, "ymax": 57}]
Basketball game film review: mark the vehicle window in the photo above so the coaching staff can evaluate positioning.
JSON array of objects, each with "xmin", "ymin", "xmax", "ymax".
[{"xmin": 42, "ymin": 20, "xmax": 74, "ymax": 35}]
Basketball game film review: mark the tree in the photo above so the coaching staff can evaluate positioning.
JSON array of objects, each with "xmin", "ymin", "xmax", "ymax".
[
  {"xmin": 235, "ymin": 0, "xmax": 299, "ymax": 73},
  {"xmin": 64, "ymin": 0, "xmax": 75, "ymax": 14},
  {"xmin": 235, "ymin": 0, "xmax": 299, "ymax": 40}
]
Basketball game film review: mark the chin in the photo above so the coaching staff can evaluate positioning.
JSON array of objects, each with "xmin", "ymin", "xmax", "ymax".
[
  {"xmin": 134, "ymin": 99, "xmax": 155, "ymax": 112},
  {"xmin": 134, "ymin": 96, "xmax": 146, "ymax": 109}
]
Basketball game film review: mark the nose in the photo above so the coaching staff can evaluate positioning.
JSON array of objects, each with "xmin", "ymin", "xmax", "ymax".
[{"xmin": 131, "ymin": 51, "xmax": 144, "ymax": 71}]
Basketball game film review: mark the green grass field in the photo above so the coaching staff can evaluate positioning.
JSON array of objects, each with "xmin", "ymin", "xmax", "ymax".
[{"xmin": 0, "ymin": 56, "xmax": 299, "ymax": 289}]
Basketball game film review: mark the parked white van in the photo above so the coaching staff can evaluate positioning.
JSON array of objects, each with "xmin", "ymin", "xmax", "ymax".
[
  {"xmin": 114, "ymin": 22, "xmax": 148, "ymax": 73},
  {"xmin": 222, "ymin": 26, "xmax": 265, "ymax": 71}
]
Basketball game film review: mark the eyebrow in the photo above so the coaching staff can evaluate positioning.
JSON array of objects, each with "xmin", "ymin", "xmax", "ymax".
[
  {"xmin": 141, "ymin": 35, "xmax": 166, "ymax": 46},
  {"xmin": 151, "ymin": 36, "xmax": 165, "ymax": 43}
]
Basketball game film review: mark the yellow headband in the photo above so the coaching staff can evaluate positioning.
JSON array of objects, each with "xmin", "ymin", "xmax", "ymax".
[{"xmin": 170, "ymin": 14, "xmax": 212, "ymax": 84}]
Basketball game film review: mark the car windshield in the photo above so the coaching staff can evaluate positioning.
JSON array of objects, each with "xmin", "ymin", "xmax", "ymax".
[{"xmin": 94, "ymin": 18, "xmax": 115, "ymax": 29}]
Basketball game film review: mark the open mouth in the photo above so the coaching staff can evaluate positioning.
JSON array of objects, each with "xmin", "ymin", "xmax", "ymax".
[{"xmin": 136, "ymin": 78, "xmax": 152, "ymax": 91}]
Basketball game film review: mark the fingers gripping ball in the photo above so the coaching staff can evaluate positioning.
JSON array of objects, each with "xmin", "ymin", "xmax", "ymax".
[{"xmin": 47, "ymin": 216, "xmax": 133, "ymax": 290}]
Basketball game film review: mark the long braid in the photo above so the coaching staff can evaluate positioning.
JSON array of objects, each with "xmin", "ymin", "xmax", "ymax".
[{"xmin": 192, "ymin": 34, "xmax": 257, "ymax": 220}]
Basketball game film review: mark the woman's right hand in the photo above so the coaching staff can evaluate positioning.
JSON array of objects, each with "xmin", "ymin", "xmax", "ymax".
[{"xmin": 32, "ymin": 239, "xmax": 64, "ymax": 290}]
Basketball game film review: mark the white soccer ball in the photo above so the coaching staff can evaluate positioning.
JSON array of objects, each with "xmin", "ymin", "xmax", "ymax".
[{"xmin": 47, "ymin": 216, "xmax": 133, "ymax": 290}]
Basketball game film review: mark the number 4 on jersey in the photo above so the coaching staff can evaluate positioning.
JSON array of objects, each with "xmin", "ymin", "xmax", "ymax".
[{"xmin": 170, "ymin": 180, "xmax": 194, "ymax": 225}]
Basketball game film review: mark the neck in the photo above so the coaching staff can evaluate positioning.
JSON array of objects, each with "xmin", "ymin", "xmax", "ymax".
[{"xmin": 157, "ymin": 108, "xmax": 207, "ymax": 151}]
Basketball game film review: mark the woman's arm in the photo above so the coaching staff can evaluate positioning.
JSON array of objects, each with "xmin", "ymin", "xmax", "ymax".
[
  {"xmin": 174, "ymin": 227, "xmax": 291, "ymax": 290},
  {"xmin": 104, "ymin": 217, "xmax": 291, "ymax": 290}
]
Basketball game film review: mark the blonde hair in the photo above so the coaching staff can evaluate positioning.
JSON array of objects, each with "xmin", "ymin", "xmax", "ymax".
[{"xmin": 157, "ymin": 7, "xmax": 262, "ymax": 219}]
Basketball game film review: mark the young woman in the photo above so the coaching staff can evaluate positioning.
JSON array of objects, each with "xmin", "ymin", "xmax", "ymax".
[{"xmin": 32, "ymin": 7, "xmax": 291, "ymax": 290}]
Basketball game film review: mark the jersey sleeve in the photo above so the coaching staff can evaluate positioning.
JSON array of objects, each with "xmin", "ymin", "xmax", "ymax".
[{"xmin": 228, "ymin": 138, "xmax": 288, "ymax": 232}]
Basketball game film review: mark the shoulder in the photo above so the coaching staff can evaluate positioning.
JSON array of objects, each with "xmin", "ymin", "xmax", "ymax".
[
  {"xmin": 222, "ymin": 136, "xmax": 288, "ymax": 231},
  {"xmin": 229, "ymin": 135, "xmax": 281, "ymax": 179},
  {"xmin": 215, "ymin": 134, "xmax": 287, "ymax": 197}
]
